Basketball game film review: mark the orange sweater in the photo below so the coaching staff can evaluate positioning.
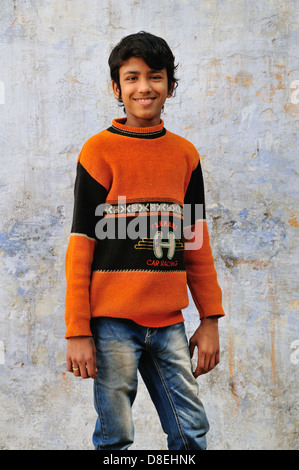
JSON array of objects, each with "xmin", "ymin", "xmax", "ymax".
[{"xmin": 65, "ymin": 118, "xmax": 224, "ymax": 338}]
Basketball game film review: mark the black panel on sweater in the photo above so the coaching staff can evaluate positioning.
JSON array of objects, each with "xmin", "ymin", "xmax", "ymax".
[
  {"xmin": 71, "ymin": 162, "xmax": 108, "ymax": 239},
  {"xmin": 184, "ymin": 161, "xmax": 206, "ymax": 226}
]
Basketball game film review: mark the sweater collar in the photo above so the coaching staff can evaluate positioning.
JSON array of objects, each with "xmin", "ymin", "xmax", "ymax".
[{"xmin": 107, "ymin": 118, "xmax": 166, "ymax": 139}]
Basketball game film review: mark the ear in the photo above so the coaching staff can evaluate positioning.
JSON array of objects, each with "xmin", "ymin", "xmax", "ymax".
[
  {"xmin": 167, "ymin": 81, "xmax": 175, "ymax": 98},
  {"xmin": 112, "ymin": 81, "xmax": 121, "ymax": 100}
]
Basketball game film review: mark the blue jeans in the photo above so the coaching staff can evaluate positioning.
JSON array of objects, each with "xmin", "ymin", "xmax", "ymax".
[{"xmin": 90, "ymin": 317, "xmax": 209, "ymax": 450}]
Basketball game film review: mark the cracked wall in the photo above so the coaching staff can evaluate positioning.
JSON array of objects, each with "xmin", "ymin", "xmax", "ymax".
[{"xmin": 0, "ymin": 0, "xmax": 298, "ymax": 449}]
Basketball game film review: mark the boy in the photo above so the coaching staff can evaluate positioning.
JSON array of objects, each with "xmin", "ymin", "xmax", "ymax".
[{"xmin": 65, "ymin": 31, "xmax": 225, "ymax": 450}]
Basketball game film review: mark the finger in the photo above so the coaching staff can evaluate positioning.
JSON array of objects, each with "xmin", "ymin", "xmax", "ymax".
[
  {"xmin": 194, "ymin": 364, "xmax": 203, "ymax": 378},
  {"xmin": 66, "ymin": 356, "xmax": 73, "ymax": 373},
  {"xmin": 194, "ymin": 352, "xmax": 205, "ymax": 378},
  {"xmin": 86, "ymin": 362, "xmax": 97, "ymax": 379},
  {"xmin": 72, "ymin": 364, "xmax": 80, "ymax": 377},
  {"xmin": 203, "ymin": 352, "xmax": 218, "ymax": 374},
  {"xmin": 79, "ymin": 363, "xmax": 89, "ymax": 379},
  {"xmin": 86, "ymin": 349, "xmax": 98, "ymax": 378},
  {"xmin": 203, "ymin": 354, "xmax": 214, "ymax": 374},
  {"xmin": 89, "ymin": 356, "xmax": 98, "ymax": 378}
]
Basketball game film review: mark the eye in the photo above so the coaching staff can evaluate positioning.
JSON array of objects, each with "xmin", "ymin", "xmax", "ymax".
[
  {"xmin": 126, "ymin": 76, "xmax": 137, "ymax": 81},
  {"xmin": 151, "ymin": 75, "xmax": 163, "ymax": 80}
]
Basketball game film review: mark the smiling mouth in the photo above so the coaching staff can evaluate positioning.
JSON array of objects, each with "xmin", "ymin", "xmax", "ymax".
[{"xmin": 134, "ymin": 98, "xmax": 156, "ymax": 104}]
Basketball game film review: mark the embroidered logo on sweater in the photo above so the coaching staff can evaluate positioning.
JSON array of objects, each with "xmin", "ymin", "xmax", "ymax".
[
  {"xmin": 135, "ymin": 231, "xmax": 184, "ymax": 260},
  {"xmin": 134, "ymin": 231, "xmax": 185, "ymax": 268}
]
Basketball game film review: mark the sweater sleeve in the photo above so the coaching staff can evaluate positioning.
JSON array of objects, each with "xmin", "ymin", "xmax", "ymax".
[
  {"xmin": 183, "ymin": 160, "xmax": 225, "ymax": 319},
  {"xmin": 65, "ymin": 149, "xmax": 108, "ymax": 338}
]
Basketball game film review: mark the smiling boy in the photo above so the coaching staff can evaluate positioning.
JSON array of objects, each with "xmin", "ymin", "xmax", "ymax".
[{"xmin": 65, "ymin": 31, "xmax": 225, "ymax": 450}]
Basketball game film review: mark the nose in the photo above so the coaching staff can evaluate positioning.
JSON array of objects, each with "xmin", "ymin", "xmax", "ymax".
[{"xmin": 137, "ymin": 78, "xmax": 152, "ymax": 93}]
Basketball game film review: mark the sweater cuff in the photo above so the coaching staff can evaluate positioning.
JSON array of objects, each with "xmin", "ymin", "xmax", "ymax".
[
  {"xmin": 65, "ymin": 321, "xmax": 92, "ymax": 339},
  {"xmin": 190, "ymin": 290, "xmax": 225, "ymax": 319}
]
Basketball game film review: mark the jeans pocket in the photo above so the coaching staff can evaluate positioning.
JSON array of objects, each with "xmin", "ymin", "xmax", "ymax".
[{"xmin": 91, "ymin": 316, "xmax": 134, "ymax": 344}]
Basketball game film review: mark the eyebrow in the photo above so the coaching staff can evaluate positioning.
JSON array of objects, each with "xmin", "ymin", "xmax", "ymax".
[{"xmin": 122, "ymin": 69, "xmax": 165, "ymax": 76}]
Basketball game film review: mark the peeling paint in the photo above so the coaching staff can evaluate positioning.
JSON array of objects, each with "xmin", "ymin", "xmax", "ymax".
[{"xmin": 288, "ymin": 211, "xmax": 299, "ymax": 228}]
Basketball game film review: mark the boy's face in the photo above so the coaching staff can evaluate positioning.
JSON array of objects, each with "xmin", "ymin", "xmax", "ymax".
[{"xmin": 112, "ymin": 57, "xmax": 173, "ymax": 128}]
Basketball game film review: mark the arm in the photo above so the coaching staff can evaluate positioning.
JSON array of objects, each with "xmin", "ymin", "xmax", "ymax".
[
  {"xmin": 65, "ymin": 144, "xmax": 108, "ymax": 378},
  {"xmin": 184, "ymin": 158, "xmax": 224, "ymax": 376}
]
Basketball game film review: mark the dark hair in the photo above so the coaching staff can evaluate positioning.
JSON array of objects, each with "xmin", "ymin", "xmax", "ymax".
[{"xmin": 108, "ymin": 31, "xmax": 178, "ymax": 101}]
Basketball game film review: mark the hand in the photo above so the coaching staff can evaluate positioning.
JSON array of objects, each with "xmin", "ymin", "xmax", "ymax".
[
  {"xmin": 189, "ymin": 317, "xmax": 220, "ymax": 378},
  {"xmin": 66, "ymin": 336, "xmax": 97, "ymax": 379}
]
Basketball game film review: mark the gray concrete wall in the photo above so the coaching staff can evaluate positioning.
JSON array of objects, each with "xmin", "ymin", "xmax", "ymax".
[{"xmin": 0, "ymin": 0, "xmax": 298, "ymax": 450}]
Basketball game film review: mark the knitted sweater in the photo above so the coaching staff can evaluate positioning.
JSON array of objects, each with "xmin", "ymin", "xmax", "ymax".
[{"xmin": 65, "ymin": 118, "xmax": 224, "ymax": 338}]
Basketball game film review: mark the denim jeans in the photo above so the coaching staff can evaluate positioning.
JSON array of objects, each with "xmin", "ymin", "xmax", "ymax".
[{"xmin": 90, "ymin": 317, "xmax": 209, "ymax": 450}]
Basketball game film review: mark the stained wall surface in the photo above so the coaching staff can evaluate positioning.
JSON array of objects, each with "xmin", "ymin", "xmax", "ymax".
[{"xmin": 0, "ymin": 0, "xmax": 298, "ymax": 450}]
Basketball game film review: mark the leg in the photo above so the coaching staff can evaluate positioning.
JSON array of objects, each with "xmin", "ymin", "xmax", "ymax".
[
  {"xmin": 91, "ymin": 317, "xmax": 143, "ymax": 450},
  {"xmin": 138, "ymin": 323, "xmax": 209, "ymax": 450}
]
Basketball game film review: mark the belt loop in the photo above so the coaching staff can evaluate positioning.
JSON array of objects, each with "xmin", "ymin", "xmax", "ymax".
[{"xmin": 145, "ymin": 327, "xmax": 158, "ymax": 344}]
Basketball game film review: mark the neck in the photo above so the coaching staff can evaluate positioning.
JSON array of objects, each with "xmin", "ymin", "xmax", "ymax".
[{"xmin": 125, "ymin": 116, "xmax": 161, "ymax": 128}]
